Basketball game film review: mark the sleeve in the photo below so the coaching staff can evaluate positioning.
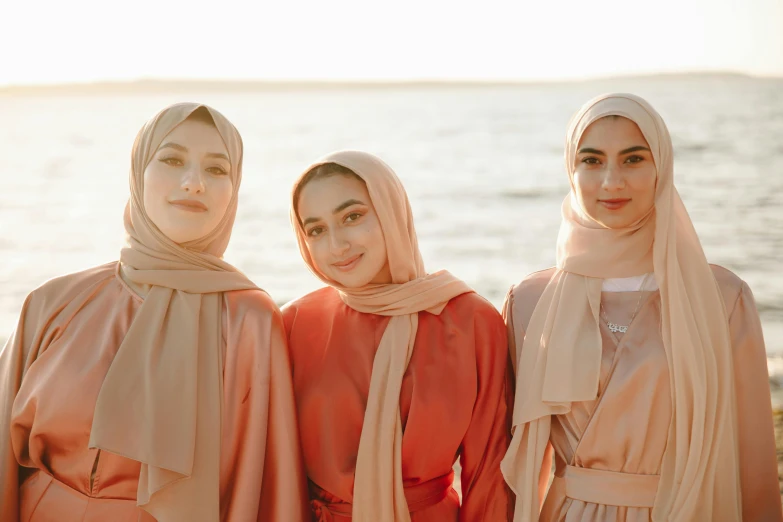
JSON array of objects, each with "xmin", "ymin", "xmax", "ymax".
[
  {"xmin": 220, "ymin": 299, "xmax": 311, "ymax": 522},
  {"xmin": 501, "ymin": 289, "xmax": 553, "ymax": 510},
  {"xmin": 729, "ymin": 282, "xmax": 783, "ymax": 522},
  {"xmin": 0, "ymin": 292, "xmax": 42, "ymax": 522},
  {"xmin": 457, "ymin": 304, "xmax": 515, "ymax": 521}
]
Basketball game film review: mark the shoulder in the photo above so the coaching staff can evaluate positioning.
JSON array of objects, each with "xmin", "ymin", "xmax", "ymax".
[
  {"xmin": 224, "ymin": 288, "xmax": 284, "ymax": 334},
  {"xmin": 508, "ymin": 267, "xmax": 556, "ymax": 310},
  {"xmin": 28, "ymin": 262, "xmax": 117, "ymax": 311},
  {"xmin": 281, "ymin": 287, "xmax": 340, "ymax": 320},
  {"xmin": 225, "ymin": 288, "xmax": 279, "ymax": 315},
  {"xmin": 442, "ymin": 291, "xmax": 502, "ymax": 323},
  {"xmin": 709, "ymin": 264, "xmax": 747, "ymax": 314}
]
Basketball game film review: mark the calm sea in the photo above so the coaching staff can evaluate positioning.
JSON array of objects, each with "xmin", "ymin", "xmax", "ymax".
[{"xmin": 1, "ymin": 75, "xmax": 781, "ymax": 357}]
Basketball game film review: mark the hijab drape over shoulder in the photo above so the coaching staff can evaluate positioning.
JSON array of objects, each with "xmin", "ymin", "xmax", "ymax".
[
  {"xmin": 501, "ymin": 94, "xmax": 741, "ymax": 522},
  {"xmin": 290, "ymin": 151, "xmax": 473, "ymax": 522},
  {"xmin": 89, "ymin": 103, "xmax": 258, "ymax": 521}
]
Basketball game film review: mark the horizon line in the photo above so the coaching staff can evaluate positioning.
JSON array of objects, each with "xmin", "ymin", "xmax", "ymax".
[{"xmin": 2, "ymin": 70, "xmax": 781, "ymax": 95}]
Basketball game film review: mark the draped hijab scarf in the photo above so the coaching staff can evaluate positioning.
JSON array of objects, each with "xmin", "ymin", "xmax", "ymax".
[
  {"xmin": 501, "ymin": 94, "xmax": 741, "ymax": 521},
  {"xmin": 290, "ymin": 150, "xmax": 473, "ymax": 522},
  {"xmin": 89, "ymin": 103, "xmax": 258, "ymax": 521}
]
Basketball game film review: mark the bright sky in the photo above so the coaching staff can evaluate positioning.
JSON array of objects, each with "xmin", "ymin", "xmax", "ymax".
[{"xmin": 3, "ymin": 0, "xmax": 782, "ymax": 85}]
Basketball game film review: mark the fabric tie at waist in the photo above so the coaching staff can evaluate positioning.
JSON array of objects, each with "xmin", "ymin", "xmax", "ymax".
[
  {"xmin": 309, "ymin": 471, "xmax": 455, "ymax": 522},
  {"xmin": 19, "ymin": 471, "xmax": 157, "ymax": 522},
  {"xmin": 552, "ymin": 465, "xmax": 660, "ymax": 508}
]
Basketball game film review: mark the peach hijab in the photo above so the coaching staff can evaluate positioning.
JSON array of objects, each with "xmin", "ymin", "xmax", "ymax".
[
  {"xmin": 501, "ymin": 94, "xmax": 741, "ymax": 521},
  {"xmin": 88, "ymin": 103, "xmax": 257, "ymax": 520},
  {"xmin": 290, "ymin": 151, "xmax": 473, "ymax": 522}
]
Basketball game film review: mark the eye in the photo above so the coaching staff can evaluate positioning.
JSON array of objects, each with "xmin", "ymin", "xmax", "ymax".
[
  {"xmin": 306, "ymin": 226, "xmax": 325, "ymax": 237},
  {"xmin": 624, "ymin": 155, "xmax": 645, "ymax": 164},
  {"xmin": 344, "ymin": 212, "xmax": 363, "ymax": 223},
  {"xmin": 160, "ymin": 157, "xmax": 183, "ymax": 167},
  {"xmin": 206, "ymin": 166, "xmax": 228, "ymax": 176},
  {"xmin": 581, "ymin": 156, "xmax": 601, "ymax": 165}
]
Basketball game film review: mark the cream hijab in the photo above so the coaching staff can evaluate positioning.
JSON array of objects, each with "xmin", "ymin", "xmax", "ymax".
[
  {"xmin": 290, "ymin": 151, "xmax": 473, "ymax": 522},
  {"xmin": 88, "ymin": 103, "xmax": 258, "ymax": 521},
  {"xmin": 501, "ymin": 94, "xmax": 741, "ymax": 521}
]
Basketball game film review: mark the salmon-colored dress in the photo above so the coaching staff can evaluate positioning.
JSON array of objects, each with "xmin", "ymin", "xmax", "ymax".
[
  {"xmin": 506, "ymin": 265, "xmax": 782, "ymax": 522},
  {"xmin": 283, "ymin": 287, "xmax": 514, "ymax": 521},
  {"xmin": 0, "ymin": 262, "xmax": 309, "ymax": 522}
]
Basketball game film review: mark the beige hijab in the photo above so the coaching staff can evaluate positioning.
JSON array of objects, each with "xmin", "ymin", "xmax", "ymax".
[
  {"xmin": 290, "ymin": 150, "xmax": 473, "ymax": 522},
  {"xmin": 88, "ymin": 103, "xmax": 258, "ymax": 521},
  {"xmin": 501, "ymin": 94, "xmax": 741, "ymax": 521}
]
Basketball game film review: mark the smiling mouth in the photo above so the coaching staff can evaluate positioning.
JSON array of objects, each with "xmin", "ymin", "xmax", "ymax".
[
  {"xmin": 169, "ymin": 199, "xmax": 208, "ymax": 212},
  {"xmin": 332, "ymin": 254, "xmax": 363, "ymax": 272},
  {"xmin": 598, "ymin": 198, "xmax": 631, "ymax": 210}
]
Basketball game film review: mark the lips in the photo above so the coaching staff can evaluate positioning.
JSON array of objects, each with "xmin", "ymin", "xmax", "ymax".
[
  {"xmin": 598, "ymin": 198, "xmax": 631, "ymax": 211},
  {"xmin": 169, "ymin": 199, "xmax": 208, "ymax": 212},
  {"xmin": 332, "ymin": 254, "xmax": 363, "ymax": 272}
]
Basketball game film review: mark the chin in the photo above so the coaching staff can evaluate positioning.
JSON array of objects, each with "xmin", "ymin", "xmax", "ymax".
[{"xmin": 329, "ymin": 273, "xmax": 373, "ymax": 288}]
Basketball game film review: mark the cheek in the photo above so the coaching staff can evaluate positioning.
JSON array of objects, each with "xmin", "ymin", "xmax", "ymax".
[
  {"xmin": 573, "ymin": 170, "xmax": 599, "ymax": 203},
  {"xmin": 365, "ymin": 221, "xmax": 387, "ymax": 260},
  {"xmin": 142, "ymin": 165, "xmax": 172, "ymax": 219},
  {"xmin": 306, "ymin": 238, "xmax": 332, "ymax": 271},
  {"xmin": 208, "ymin": 178, "xmax": 234, "ymax": 216},
  {"xmin": 629, "ymin": 169, "xmax": 657, "ymax": 205}
]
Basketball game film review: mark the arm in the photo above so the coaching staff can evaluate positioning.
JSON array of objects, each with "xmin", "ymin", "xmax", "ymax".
[
  {"xmin": 257, "ymin": 311, "xmax": 311, "ymax": 521},
  {"xmin": 458, "ymin": 304, "xmax": 514, "ymax": 521},
  {"xmin": 730, "ymin": 282, "xmax": 783, "ymax": 521},
  {"xmin": 0, "ymin": 293, "xmax": 40, "ymax": 521},
  {"xmin": 220, "ymin": 295, "xmax": 310, "ymax": 522},
  {"xmin": 502, "ymin": 289, "xmax": 553, "ymax": 509}
]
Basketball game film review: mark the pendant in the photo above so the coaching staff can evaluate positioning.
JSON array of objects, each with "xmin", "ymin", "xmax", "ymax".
[{"xmin": 607, "ymin": 322, "xmax": 628, "ymax": 334}]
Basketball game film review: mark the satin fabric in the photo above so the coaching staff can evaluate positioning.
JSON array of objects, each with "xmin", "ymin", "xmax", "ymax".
[{"xmin": 504, "ymin": 265, "xmax": 781, "ymax": 522}]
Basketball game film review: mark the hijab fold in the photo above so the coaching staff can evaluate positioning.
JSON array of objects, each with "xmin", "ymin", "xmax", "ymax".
[
  {"xmin": 290, "ymin": 151, "xmax": 472, "ymax": 522},
  {"xmin": 88, "ymin": 103, "xmax": 258, "ymax": 521},
  {"xmin": 501, "ymin": 94, "xmax": 740, "ymax": 521}
]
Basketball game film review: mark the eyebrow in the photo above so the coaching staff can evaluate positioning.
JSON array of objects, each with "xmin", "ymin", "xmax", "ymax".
[
  {"xmin": 158, "ymin": 142, "xmax": 229, "ymax": 161},
  {"xmin": 577, "ymin": 145, "xmax": 651, "ymax": 155},
  {"xmin": 301, "ymin": 199, "xmax": 366, "ymax": 227},
  {"xmin": 159, "ymin": 142, "xmax": 187, "ymax": 152},
  {"xmin": 577, "ymin": 147, "xmax": 605, "ymax": 155},
  {"xmin": 619, "ymin": 145, "xmax": 651, "ymax": 155}
]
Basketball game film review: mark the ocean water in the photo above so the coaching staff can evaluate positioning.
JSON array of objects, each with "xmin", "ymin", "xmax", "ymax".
[{"xmin": 1, "ymin": 75, "xmax": 782, "ymax": 354}]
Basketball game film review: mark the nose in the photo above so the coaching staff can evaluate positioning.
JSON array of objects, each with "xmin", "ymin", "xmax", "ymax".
[
  {"xmin": 601, "ymin": 162, "xmax": 625, "ymax": 192},
  {"xmin": 181, "ymin": 165, "xmax": 205, "ymax": 194},
  {"xmin": 328, "ymin": 228, "xmax": 350, "ymax": 257}
]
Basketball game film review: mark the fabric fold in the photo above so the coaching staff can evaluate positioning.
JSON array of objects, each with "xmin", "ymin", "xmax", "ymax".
[
  {"xmin": 88, "ymin": 103, "xmax": 258, "ymax": 521},
  {"xmin": 502, "ymin": 94, "xmax": 740, "ymax": 522},
  {"xmin": 290, "ymin": 150, "xmax": 473, "ymax": 522}
]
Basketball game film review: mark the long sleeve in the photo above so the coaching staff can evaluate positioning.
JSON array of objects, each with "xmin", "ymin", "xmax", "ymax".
[
  {"xmin": 220, "ymin": 292, "xmax": 310, "ymax": 522},
  {"xmin": 458, "ymin": 305, "xmax": 514, "ymax": 521},
  {"xmin": 501, "ymin": 289, "xmax": 553, "ymax": 511},
  {"xmin": 0, "ymin": 292, "xmax": 46, "ymax": 522},
  {"xmin": 257, "ymin": 309, "xmax": 312, "ymax": 521},
  {"xmin": 729, "ymin": 282, "xmax": 783, "ymax": 522}
]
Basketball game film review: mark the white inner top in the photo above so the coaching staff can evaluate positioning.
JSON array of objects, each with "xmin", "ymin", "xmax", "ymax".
[{"xmin": 602, "ymin": 273, "xmax": 659, "ymax": 292}]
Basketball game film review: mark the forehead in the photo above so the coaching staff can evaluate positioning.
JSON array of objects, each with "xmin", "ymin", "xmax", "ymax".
[
  {"xmin": 577, "ymin": 116, "xmax": 648, "ymax": 149},
  {"xmin": 297, "ymin": 174, "xmax": 372, "ymax": 216},
  {"xmin": 157, "ymin": 119, "xmax": 228, "ymax": 155}
]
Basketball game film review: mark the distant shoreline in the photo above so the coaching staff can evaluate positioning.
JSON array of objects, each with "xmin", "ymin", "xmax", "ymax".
[{"xmin": 2, "ymin": 72, "xmax": 781, "ymax": 97}]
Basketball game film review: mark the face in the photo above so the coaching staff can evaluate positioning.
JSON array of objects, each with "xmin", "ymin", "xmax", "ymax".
[
  {"xmin": 297, "ymin": 174, "xmax": 392, "ymax": 288},
  {"xmin": 573, "ymin": 116, "xmax": 657, "ymax": 229},
  {"xmin": 143, "ymin": 118, "xmax": 233, "ymax": 244}
]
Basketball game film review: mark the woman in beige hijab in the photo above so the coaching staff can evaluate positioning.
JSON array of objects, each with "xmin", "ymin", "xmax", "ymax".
[
  {"xmin": 0, "ymin": 103, "xmax": 309, "ymax": 522},
  {"xmin": 284, "ymin": 150, "xmax": 514, "ymax": 521},
  {"xmin": 501, "ymin": 93, "xmax": 781, "ymax": 522}
]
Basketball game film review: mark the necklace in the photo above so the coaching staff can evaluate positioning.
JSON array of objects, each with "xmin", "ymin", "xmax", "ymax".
[{"xmin": 600, "ymin": 273, "xmax": 652, "ymax": 336}]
